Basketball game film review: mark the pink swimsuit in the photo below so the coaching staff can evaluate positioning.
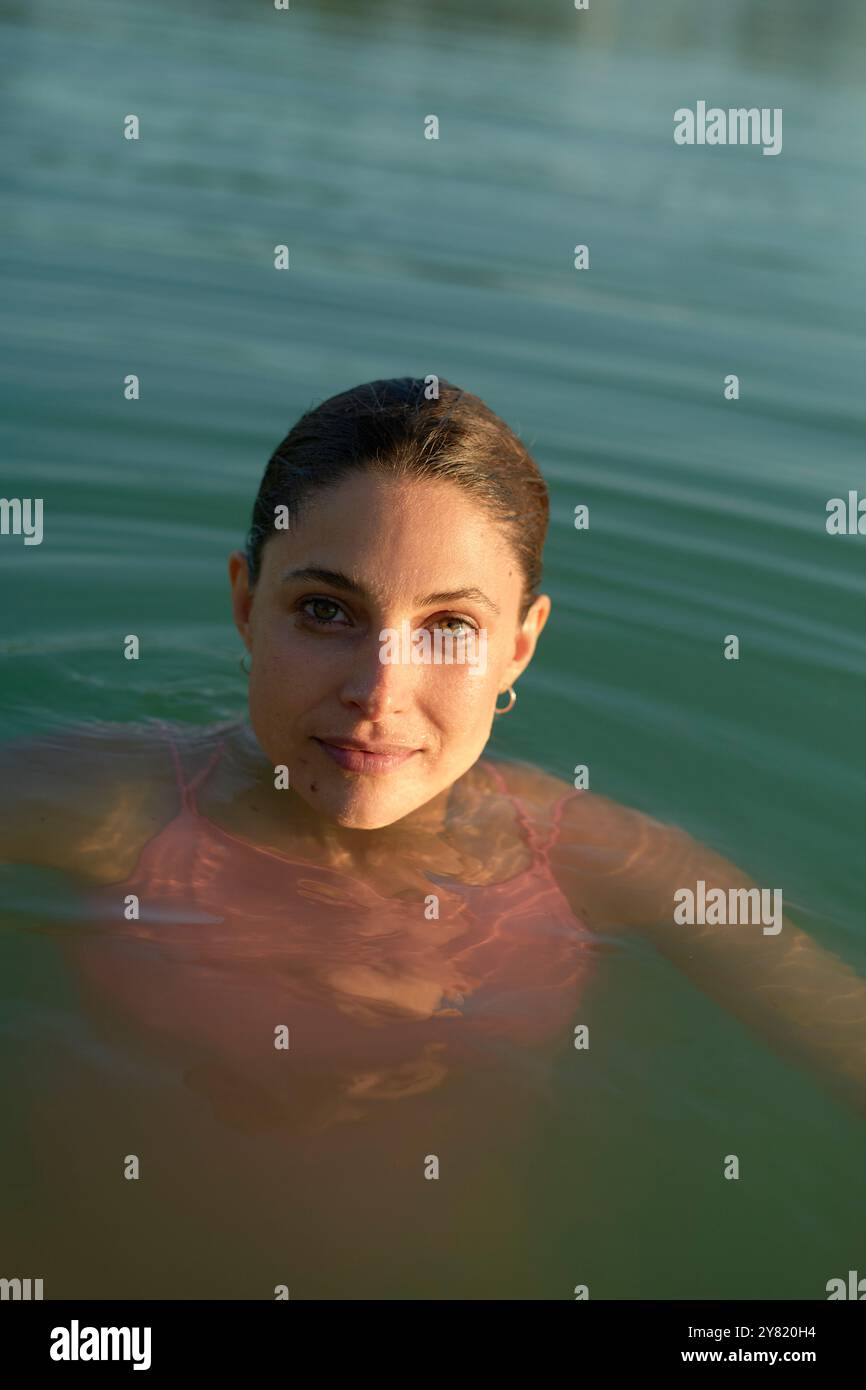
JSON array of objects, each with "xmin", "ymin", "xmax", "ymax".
[{"xmin": 75, "ymin": 727, "xmax": 597, "ymax": 1130}]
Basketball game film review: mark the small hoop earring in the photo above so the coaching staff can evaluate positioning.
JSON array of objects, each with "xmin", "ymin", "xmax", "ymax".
[
  {"xmin": 494, "ymin": 685, "xmax": 517, "ymax": 716},
  {"xmin": 239, "ymin": 652, "xmax": 252, "ymax": 676}
]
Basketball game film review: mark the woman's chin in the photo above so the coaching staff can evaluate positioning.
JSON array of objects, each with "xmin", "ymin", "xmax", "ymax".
[
  {"xmin": 247, "ymin": 749, "xmax": 424, "ymax": 832},
  {"xmin": 298, "ymin": 782, "xmax": 419, "ymax": 831},
  {"xmin": 337, "ymin": 810, "xmax": 404, "ymax": 831}
]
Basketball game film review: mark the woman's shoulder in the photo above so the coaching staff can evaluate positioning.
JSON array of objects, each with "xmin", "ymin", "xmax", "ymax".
[
  {"xmin": 484, "ymin": 755, "xmax": 686, "ymax": 878},
  {"xmin": 0, "ymin": 718, "xmax": 231, "ymax": 879},
  {"xmin": 487, "ymin": 758, "xmax": 706, "ymax": 930},
  {"xmin": 482, "ymin": 755, "xmax": 639, "ymax": 828},
  {"xmin": 480, "ymin": 756, "xmax": 569, "ymax": 811},
  {"xmin": 0, "ymin": 717, "xmax": 229, "ymax": 784}
]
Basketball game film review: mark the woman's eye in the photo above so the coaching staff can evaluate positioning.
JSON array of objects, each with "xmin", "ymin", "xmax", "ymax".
[
  {"xmin": 297, "ymin": 602, "xmax": 476, "ymax": 635},
  {"xmin": 299, "ymin": 597, "xmax": 349, "ymax": 627},
  {"xmin": 430, "ymin": 616, "xmax": 476, "ymax": 636}
]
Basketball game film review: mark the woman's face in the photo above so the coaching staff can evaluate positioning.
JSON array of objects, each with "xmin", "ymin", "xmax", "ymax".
[{"xmin": 229, "ymin": 471, "xmax": 550, "ymax": 829}]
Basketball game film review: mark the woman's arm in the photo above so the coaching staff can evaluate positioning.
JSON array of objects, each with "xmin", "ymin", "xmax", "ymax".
[{"xmin": 547, "ymin": 788, "xmax": 866, "ymax": 1122}]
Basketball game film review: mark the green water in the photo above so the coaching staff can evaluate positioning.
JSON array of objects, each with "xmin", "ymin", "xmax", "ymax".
[{"xmin": 1, "ymin": 0, "xmax": 865, "ymax": 1298}]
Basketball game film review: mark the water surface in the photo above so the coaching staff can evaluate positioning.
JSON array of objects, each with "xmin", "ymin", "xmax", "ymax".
[{"xmin": 1, "ymin": 0, "xmax": 865, "ymax": 1298}]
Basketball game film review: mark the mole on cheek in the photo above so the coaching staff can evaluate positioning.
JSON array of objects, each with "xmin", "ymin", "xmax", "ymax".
[{"xmin": 309, "ymin": 782, "xmax": 318, "ymax": 793}]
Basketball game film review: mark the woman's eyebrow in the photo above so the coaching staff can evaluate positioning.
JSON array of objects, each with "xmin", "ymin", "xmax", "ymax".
[{"xmin": 280, "ymin": 565, "xmax": 501, "ymax": 615}]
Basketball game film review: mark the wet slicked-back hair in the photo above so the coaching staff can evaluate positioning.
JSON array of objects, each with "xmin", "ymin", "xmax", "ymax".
[{"xmin": 245, "ymin": 377, "xmax": 549, "ymax": 623}]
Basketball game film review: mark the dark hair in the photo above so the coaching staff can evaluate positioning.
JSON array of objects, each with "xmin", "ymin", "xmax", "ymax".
[{"xmin": 245, "ymin": 377, "xmax": 549, "ymax": 623}]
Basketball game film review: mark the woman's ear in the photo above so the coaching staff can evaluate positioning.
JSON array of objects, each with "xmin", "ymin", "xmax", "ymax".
[
  {"xmin": 228, "ymin": 550, "xmax": 254, "ymax": 645},
  {"xmin": 505, "ymin": 593, "xmax": 551, "ymax": 685}
]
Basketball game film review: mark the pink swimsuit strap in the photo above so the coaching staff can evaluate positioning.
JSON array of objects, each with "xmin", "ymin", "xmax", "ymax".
[
  {"xmin": 481, "ymin": 758, "xmax": 581, "ymax": 867},
  {"xmin": 155, "ymin": 721, "xmax": 228, "ymax": 814},
  {"xmin": 155, "ymin": 722, "xmax": 580, "ymax": 866}
]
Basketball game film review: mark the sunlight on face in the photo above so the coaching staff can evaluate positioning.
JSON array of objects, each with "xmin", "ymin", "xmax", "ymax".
[{"xmin": 231, "ymin": 472, "xmax": 548, "ymax": 829}]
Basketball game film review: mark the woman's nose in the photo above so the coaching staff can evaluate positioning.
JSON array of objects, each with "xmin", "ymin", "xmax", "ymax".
[{"xmin": 337, "ymin": 631, "xmax": 417, "ymax": 718}]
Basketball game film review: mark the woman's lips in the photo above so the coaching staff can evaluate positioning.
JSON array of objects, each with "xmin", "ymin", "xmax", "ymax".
[{"xmin": 312, "ymin": 738, "xmax": 419, "ymax": 775}]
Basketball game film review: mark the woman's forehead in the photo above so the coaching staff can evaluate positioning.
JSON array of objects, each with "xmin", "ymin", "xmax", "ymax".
[
  {"xmin": 262, "ymin": 475, "xmax": 517, "ymax": 581},
  {"xmin": 292, "ymin": 469, "xmax": 490, "ymax": 522}
]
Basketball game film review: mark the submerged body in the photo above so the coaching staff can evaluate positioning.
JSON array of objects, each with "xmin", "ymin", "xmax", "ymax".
[
  {"xmin": 3, "ymin": 717, "xmax": 866, "ymax": 1296},
  {"xmin": 6, "ymin": 718, "xmax": 618, "ymax": 1296},
  {"xmin": 72, "ymin": 719, "xmax": 598, "ymax": 1140}
]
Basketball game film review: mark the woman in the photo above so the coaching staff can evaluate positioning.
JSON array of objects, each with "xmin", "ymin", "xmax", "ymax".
[{"xmin": 3, "ymin": 378, "xmax": 865, "ymax": 1294}]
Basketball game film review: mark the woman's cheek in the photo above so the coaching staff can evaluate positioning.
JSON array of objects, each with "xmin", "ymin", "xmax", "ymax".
[{"xmin": 434, "ymin": 658, "xmax": 499, "ymax": 707}]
